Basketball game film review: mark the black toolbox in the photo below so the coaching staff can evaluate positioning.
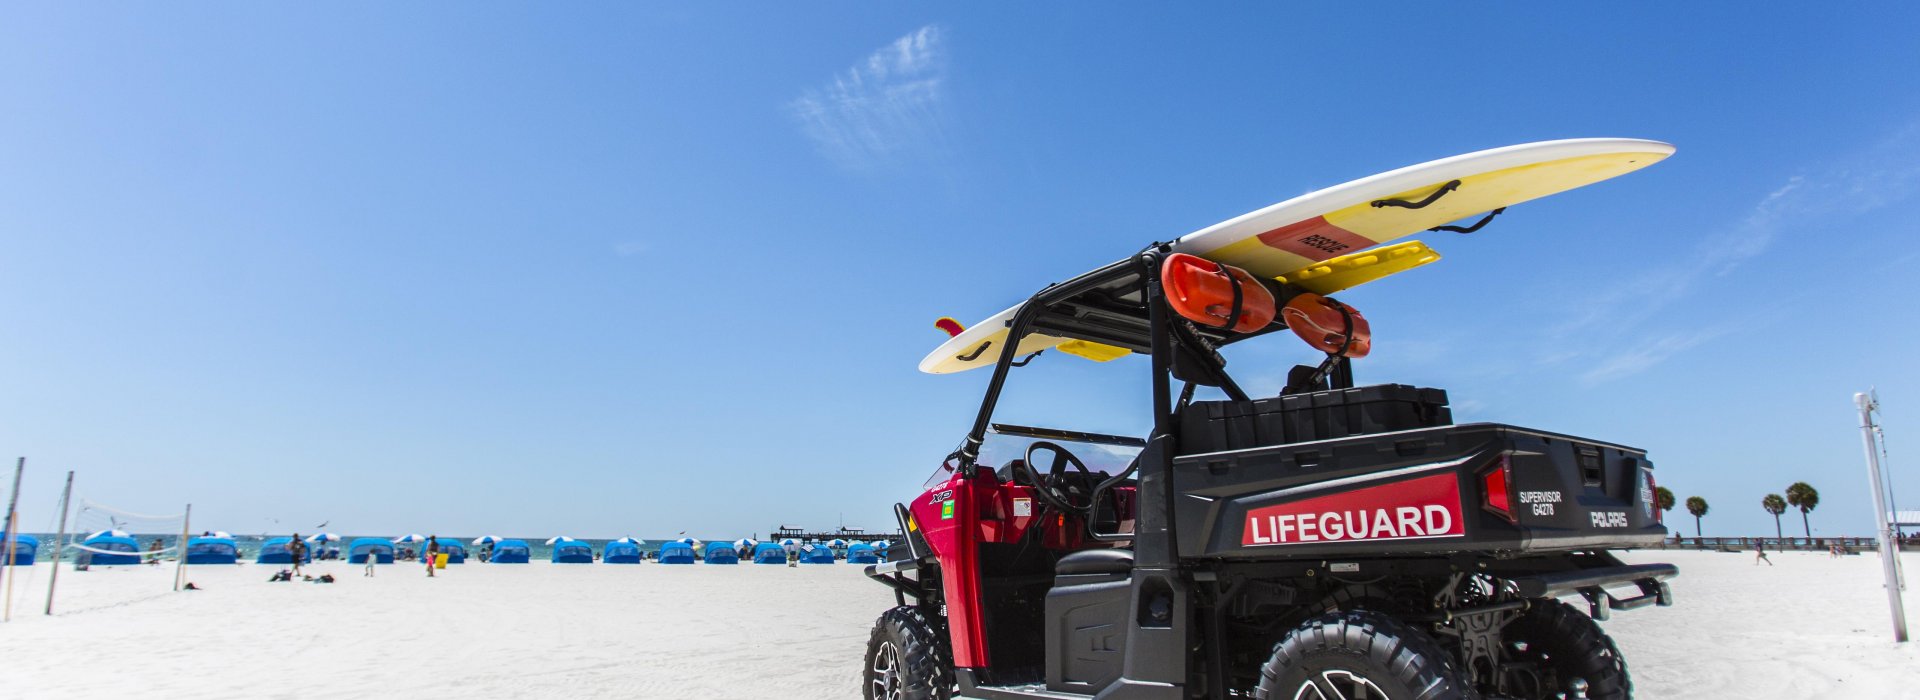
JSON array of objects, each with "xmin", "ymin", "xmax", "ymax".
[{"xmin": 1178, "ymin": 384, "xmax": 1452, "ymax": 454}]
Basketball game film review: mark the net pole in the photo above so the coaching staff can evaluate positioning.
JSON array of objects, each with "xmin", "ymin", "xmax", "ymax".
[
  {"xmin": 174, "ymin": 504, "xmax": 191, "ymax": 592},
  {"xmin": 1858, "ymin": 391, "xmax": 1908, "ymax": 643},
  {"xmin": 45, "ymin": 471, "xmax": 72, "ymax": 615},
  {"xmin": 2, "ymin": 457, "xmax": 23, "ymax": 622}
]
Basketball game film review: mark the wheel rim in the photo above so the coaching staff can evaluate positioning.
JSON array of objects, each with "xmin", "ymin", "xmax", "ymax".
[
  {"xmin": 1293, "ymin": 669, "xmax": 1386, "ymax": 700},
  {"xmin": 871, "ymin": 640, "xmax": 903, "ymax": 700}
]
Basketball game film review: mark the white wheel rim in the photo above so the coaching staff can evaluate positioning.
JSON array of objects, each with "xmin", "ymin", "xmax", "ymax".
[
  {"xmin": 1294, "ymin": 669, "xmax": 1386, "ymax": 700},
  {"xmin": 871, "ymin": 640, "xmax": 902, "ymax": 700}
]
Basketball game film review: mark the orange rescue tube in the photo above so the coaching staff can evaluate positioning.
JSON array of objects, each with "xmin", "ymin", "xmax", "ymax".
[
  {"xmin": 1160, "ymin": 253, "xmax": 1276, "ymax": 333},
  {"xmin": 1281, "ymin": 293, "xmax": 1371, "ymax": 358}
]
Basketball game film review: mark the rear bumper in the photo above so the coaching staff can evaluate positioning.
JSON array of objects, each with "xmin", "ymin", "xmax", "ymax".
[{"xmin": 1512, "ymin": 562, "xmax": 1677, "ymax": 620}]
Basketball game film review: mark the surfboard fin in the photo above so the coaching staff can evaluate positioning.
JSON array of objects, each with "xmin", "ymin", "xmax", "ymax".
[
  {"xmin": 1274, "ymin": 240, "xmax": 1441, "ymax": 295},
  {"xmin": 935, "ymin": 317, "xmax": 965, "ymax": 338}
]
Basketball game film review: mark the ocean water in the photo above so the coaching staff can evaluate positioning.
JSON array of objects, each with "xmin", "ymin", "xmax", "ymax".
[{"xmin": 3, "ymin": 534, "xmax": 793, "ymax": 563}]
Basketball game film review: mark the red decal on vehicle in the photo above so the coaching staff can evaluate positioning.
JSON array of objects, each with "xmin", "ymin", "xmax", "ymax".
[
  {"xmin": 1243, "ymin": 472, "xmax": 1464, "ymax": 547},
  {"xmin": 1255, "ymin": 217, "xmax": 1373, "ymax": 262}
]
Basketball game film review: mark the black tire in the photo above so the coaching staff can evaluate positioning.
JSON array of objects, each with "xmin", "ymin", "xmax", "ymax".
[
  {"xmin": 1254, "ymin": 610, "xmax": 1472, "ymax": 700},
  {"xmin": 863, "ymin": 606, "xmax": 951, "ymax": 700},
  {"xmin": 1501, "ymin": 599, "xmax": 1630, "ymax": 700}
]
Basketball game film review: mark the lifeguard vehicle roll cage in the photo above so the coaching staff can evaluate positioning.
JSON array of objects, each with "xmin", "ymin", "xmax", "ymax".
[{"xmin": 862, "ymin": 140, "xmax": 1681, "ymax": 700}]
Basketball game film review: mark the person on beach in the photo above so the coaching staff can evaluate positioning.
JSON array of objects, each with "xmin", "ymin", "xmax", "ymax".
[
  {"xmin": 147, "ymin": 538, "xmax": 164, "ymax": 565},
  {"xmin": 365, "ymin": 549, "xmax": 377, "ymax": 577},
  {"xmin": 425, "ymin": 537, "xmax": 439, "ymax": 578},
  {"xmin": 290, "ymin": 534, "xmax": 306, "ymax": 576},
  {"xmin": 1755, "ymin": 542, "xmax": 1773, "ymax": 566}
]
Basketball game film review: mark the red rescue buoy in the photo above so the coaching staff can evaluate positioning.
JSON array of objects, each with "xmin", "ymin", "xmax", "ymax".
[
  {"xmin": 1160, "ymin": 254, "xmax": 1276, "ymax": 334},
  {"xmin": 1281, "ymin": 293, "xmax": 1371, "ymax": 358}
]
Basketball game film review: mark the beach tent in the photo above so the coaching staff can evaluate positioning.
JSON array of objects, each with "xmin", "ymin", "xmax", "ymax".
[
  {"xmin": 604, "ymin": 540, "xmax": 643, "ymax": 564},
  {"xmin": 81, "ymin": 535, "xmax": 141, "ymax": 565},
  {"xmin": 752, "ymin": 542, "xmax": 787, "ymax": 564},
  {"xmin": 703, "ymin": 542, "xmax": 739, "ymax": 564},
  {"xmin": 431, "ymin": 539, "xmax": 467, "ymax": 564},
  {"xmin": 657, "ymin": 541, "xmax": 696, "ymax": 564},
  {"xmin": 799, "ymin": 544, "xmax": 835, "ymax": 564},
  {"xmin": 551, "ymin": 539, "xmax": 593, "ymax": 564},
  {"xmin": 845, "ymin": 543, "xmax": 879, "ymax": 564},
  {"xmin": 184, "ymin": 536, "xmax": 239, "ymax": 565},
  {"xmin": 2, "ymin": 533, "xmax": 39, "ymax": 566},
  {"xmin": 256, "ymin": 537, "xmax": 310, "ymax": 564},
  {"xmin": 490, "ymin": 539, "xmax": 530, "ymax": 564},
  {"xmin": 347, "ymin": 538, "xmax": 395, "ymax": 564}
]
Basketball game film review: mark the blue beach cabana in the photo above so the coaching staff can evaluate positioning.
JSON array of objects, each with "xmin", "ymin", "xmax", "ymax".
[
  {"xmin": 257, "ymin": 537, "xmax": 310, "ymax": 564},
  {"xmin": 604, "ymin": 540, "xmax": 643, "ymax": 564},
  {"xmin": 845, "ymin": 543, "xmax": 878, "ymax": 564},
  {"xmin": 752, "ymin": 542, "xmax": 787, "ymax": 564},
  {"xmin": 348, "ymin": 538, "xmax": 395, "ymax": 564},
  {"xmin": 490, "ymin": 539, "xmax": 530, "ymax": 563},
  {"xmin": 551, "ymin": 539, "xmax": 593, "ymax": 564},
  {"xmin": 82, "ymin": 535, "xmax": 141, "ymax": 565},
  {"xmin": 657, "ymin": 541, "xmax": 696, "ymax": 564},
  {"xmin": 2, "ymin": 533, "xmax": 39, "ymax": 565},
  {"xmin": 799, "ymin": 544, "xmax": 835, "ymax": 564},
  {"xmin": 185, "ymin": 536, "xmax": 238, "ymax": 564},
  {"xmin": 431, "ymin": 540, "xmax": 467, "ymax": 564},
  {"xmin": 703, "ymin": 542, "xmax": 739, "ymax": 564}
]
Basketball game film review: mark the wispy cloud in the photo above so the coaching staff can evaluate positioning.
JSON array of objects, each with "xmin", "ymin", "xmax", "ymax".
[
  {"xmin": 1552, "ymin": 121, "xmax": 1920, "ymax": 383},
  {"xmin": 790, "ymin": 26, "xmax": 949, "ymax": 169}
]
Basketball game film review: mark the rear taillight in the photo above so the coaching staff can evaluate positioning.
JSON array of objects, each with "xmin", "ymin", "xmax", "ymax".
[{"xmin": 1482, "ymin": 455, "xmax": 1517, "ymax": 524}]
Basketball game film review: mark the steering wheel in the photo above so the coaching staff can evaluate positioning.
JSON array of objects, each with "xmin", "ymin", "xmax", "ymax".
[{"xmin": 1023, "ymin": 441, "xmax": 1096, "ymax": 516}]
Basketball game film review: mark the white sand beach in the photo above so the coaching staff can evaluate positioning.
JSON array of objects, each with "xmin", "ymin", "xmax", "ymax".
[{"xmin": 1, "ymin": 550, "xmax": 1916, "ymax": 699}]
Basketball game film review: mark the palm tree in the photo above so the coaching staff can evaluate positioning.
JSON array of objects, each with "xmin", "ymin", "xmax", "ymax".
[
  {"xmin": 1761, "ymin": 494, "xmax": 1787, "ymax": 539},
  {"xmin": 1786, "ymin": 482, "xmax": 1820, "ymax": 538},
  {"xmin": 1685, "ymin": 496, "xmax": 1709, "ymax": 537},
  {"xmin": 1654, "ymin": 486, "xmax": 1676, "ymax": 519}
]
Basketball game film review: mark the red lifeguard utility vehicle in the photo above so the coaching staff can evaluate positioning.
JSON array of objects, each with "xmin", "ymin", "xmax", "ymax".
[{"xmin": 861, "ymin": 140, "xmax": 1678, "ymax": 700}]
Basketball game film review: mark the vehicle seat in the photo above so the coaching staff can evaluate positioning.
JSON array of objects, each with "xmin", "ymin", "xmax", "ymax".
[{"xmin": 1055, "ymin": 548, "xmax": 1133, "ymax": 577}]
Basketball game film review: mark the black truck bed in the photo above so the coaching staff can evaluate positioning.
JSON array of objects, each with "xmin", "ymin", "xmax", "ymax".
[{"xmin": 1171, "ymin": 388, "xmax": 1666, "ymax": 560}]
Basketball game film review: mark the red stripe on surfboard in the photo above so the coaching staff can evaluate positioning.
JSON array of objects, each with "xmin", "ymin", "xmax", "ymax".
[{"xmin": 1255, "ymin": 217, "xmax": 1372, "ymax": 262}]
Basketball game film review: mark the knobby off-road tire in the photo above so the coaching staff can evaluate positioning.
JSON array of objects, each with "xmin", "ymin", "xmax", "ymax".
[
  {"xmin": 1503, "ymin": 599, "xmax": 1631, "ymax": 700},
  {"xmin": 863, "ymin": 606, "xmax": 952, "ymax": 700},
  {"xmin": 1254, "ymin": 610, "xmax": 1473, "ymax": 700}
]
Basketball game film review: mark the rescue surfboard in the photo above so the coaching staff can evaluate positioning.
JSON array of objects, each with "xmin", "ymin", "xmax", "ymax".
[{"xmin": 921, "ymin": 138, "xmax": 1673, "ymax": 374}]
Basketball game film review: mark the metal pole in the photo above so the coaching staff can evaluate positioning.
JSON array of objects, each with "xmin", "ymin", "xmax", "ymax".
[
  {"xmin": 1857, "ymin": 391, "xmax": 1908, "ymax": 642},
  {"xmin": 45, "ymin": 471, "xmax": 72, "ymax": 615},
  {"xmin": 3, "ymin": 508, "xmax": 17, "ymax": 622},
  {"xmin": 174, "ymin": 504, "xmax": 191, "ymax": 592},
  {"xmin": 2, "ymin": 457, "xmax": 23, "ymax": 620}
]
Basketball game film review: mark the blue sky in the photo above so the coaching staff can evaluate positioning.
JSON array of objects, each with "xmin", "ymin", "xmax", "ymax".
[{"xmin": 2, "ymin": 4, "xmax": 1917, "ymax": 541}]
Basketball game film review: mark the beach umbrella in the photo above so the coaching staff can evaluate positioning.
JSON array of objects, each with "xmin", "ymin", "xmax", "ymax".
[
  {"xmin": 545, "ymin": 536, "xmax": 577, "ymax": 545},
  {"xmin": 306, "ymin": 533, "xmax": 341, "ymax": 543},
  {"xmin": 870, "ymin": 540, "xmax": 889, "ymax": 549},
  {"xmin": 827, "ymin": 539, "xmax": 848, "ymax": 548},
  {"xmin": 778, "ymin": 538, "xmax": 799, "ymax": 547},
  {"xmin": 393, "ymin": 534, "xmax": 426, "ymax": 544},
  {"xmin": 676, "ymin": 537, "xmax": 696, "ymax": 545},
  {"xmin": 732, "ymin": 538, "xmax": 755, "ymax": 550},
  {"xmin": 86, "ymin": 529, "xmax": 131, "ymax": 540},
  {"xmin": 611, "ymin": 536, "xmax": 642, "ymax": 545},
  {"xmin": 471, "ymin": 535, "xmax": 503, "ymax": 545}
]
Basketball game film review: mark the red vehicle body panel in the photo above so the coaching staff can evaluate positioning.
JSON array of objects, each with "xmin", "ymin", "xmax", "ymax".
[{"xmin": 911, "ymin": 467, "xmax": 1136, "ymax": 668}]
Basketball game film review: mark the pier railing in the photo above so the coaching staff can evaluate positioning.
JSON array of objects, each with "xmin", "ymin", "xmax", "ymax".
[{"xmin": 1642, "ymin": 536, "xmax": 1920, "ymax": 552}]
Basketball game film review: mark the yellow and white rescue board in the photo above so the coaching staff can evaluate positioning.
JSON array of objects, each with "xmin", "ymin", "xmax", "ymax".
[{"xmin": 921, "ymin": 138, "xmax": 1673, "ymax": 374}]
